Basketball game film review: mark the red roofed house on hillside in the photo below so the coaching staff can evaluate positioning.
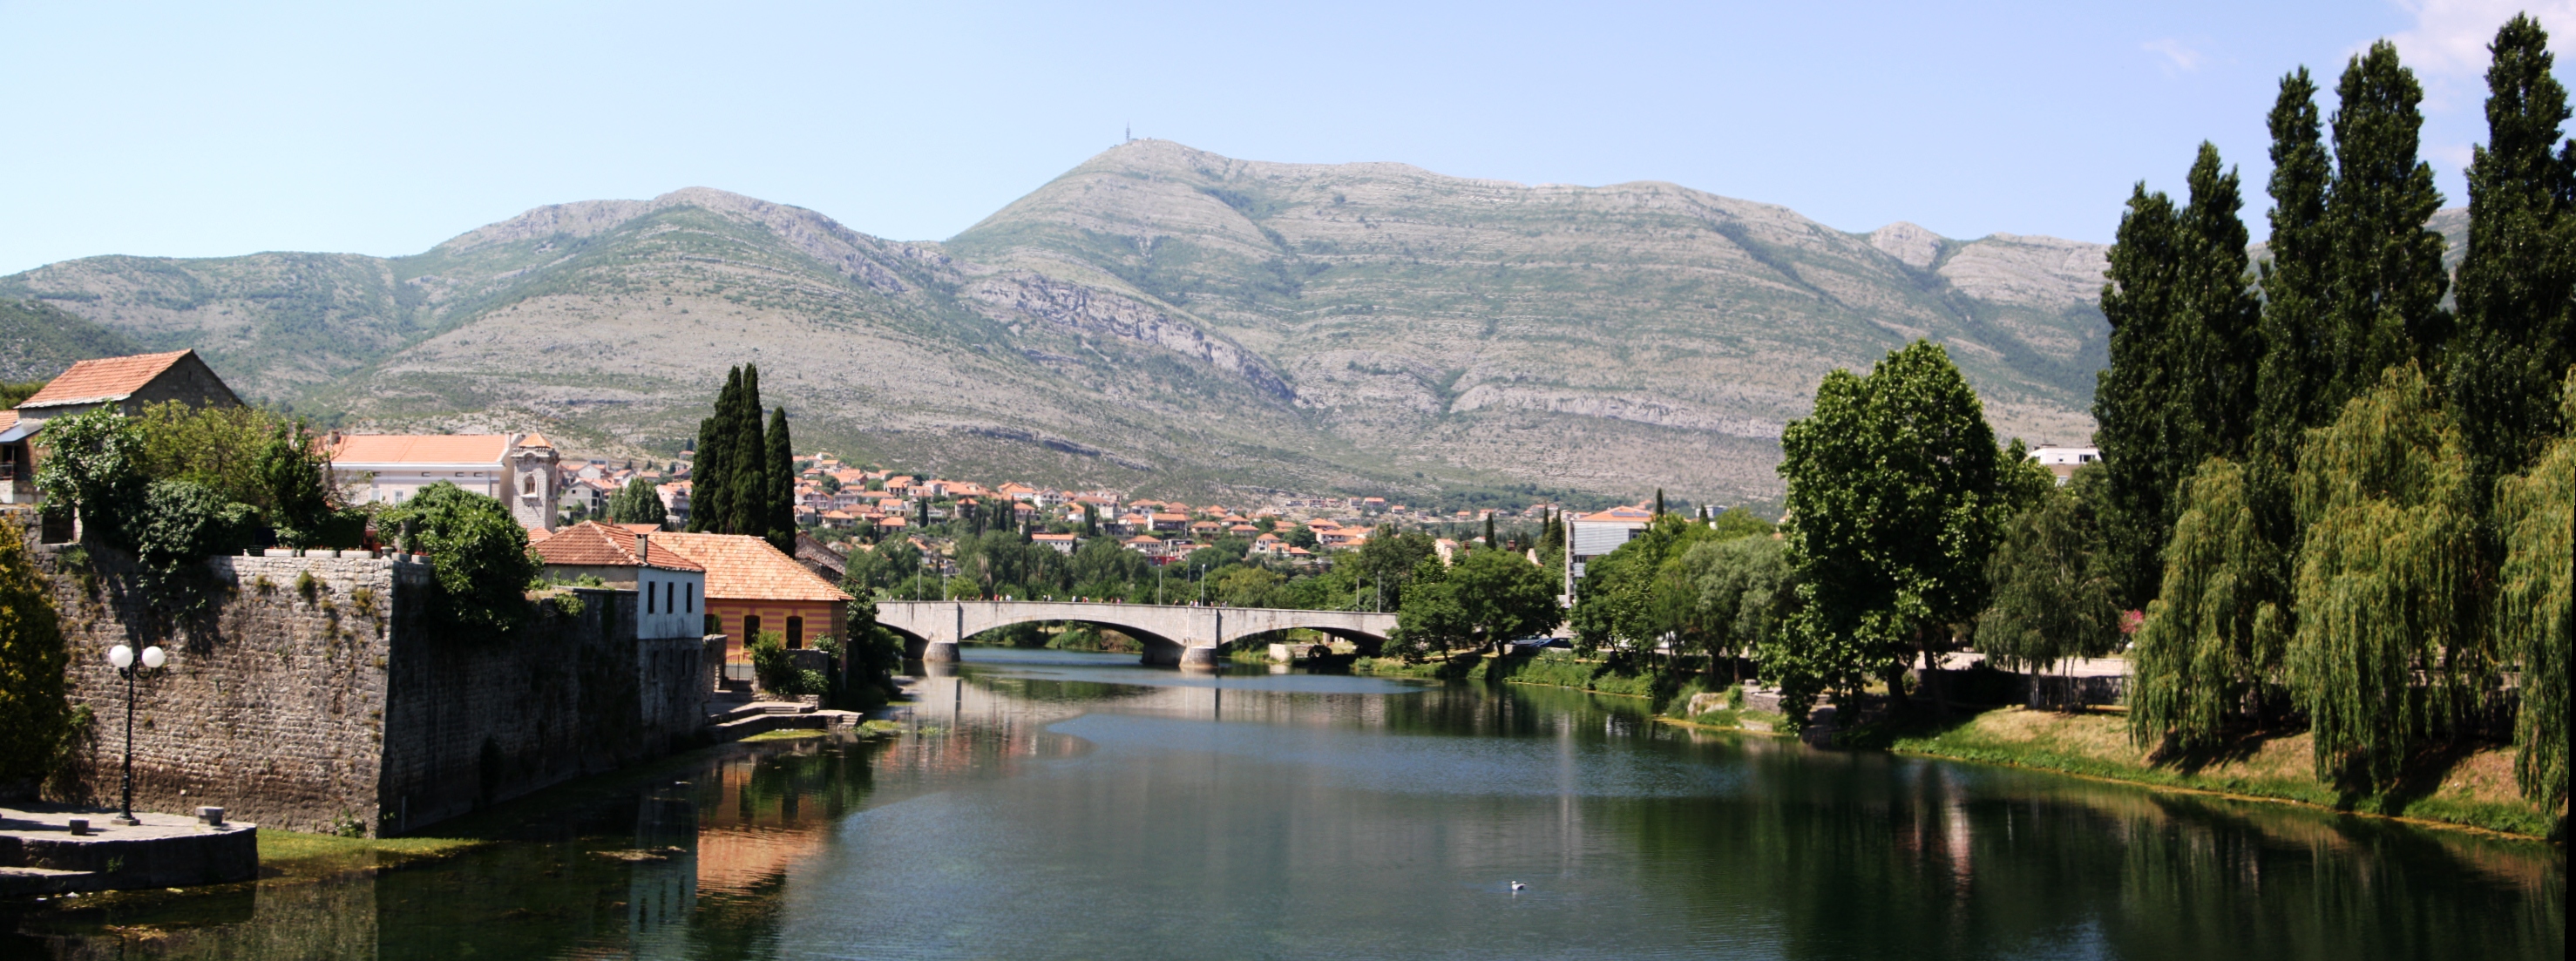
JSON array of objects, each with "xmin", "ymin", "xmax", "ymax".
[
  {"xmin": 5, "ymin": 349, "xmax": 241, "ymax": 505},
  {"xmin": 328, "ymin": 431, "xmax": 562, "ymax": 529},
  {"xmin": 529, "ymin": 521, "xmax": 708, "ymax": 640},
  {"xmin": 654, "ymin": 532, "xmax": 852, "ymax": 661}
]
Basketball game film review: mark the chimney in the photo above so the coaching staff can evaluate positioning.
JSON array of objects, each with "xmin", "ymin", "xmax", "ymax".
[{"xmin": 637, "ymin": 531, "xmax": 649, "ymax": 565}]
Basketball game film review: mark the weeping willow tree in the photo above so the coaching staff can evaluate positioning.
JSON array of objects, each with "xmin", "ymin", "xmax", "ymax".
[
  {"xmin": 2129, "ymin": 457, "xmax": 2289, "ymax": 750},
  {"xmin": 2493, "ymin": 371, "xmax": 2573, "ymax": 809},
  {"xmin": 2289, "ymin": 363, "xmax": 2485, "ymax": 788}
]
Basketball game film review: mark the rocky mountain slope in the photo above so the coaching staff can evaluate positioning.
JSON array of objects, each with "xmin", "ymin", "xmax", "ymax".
[
  {"xmin": 4, "ymin": 141, "xmax": 2148, "ymax": 505},
  {"xmin": 0, "ymin": 298, "xmax": 140, "ymax": 383}
]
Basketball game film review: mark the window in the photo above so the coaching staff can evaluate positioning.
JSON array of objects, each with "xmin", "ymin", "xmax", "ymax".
[
  {"xmin": 524, "ymin": 474, "xmax": 536, "ymax": 494},
  {"xmin": 646, "ymin": 580, "xmax": 656, "ymax": 614},
  {"xmin": 687, "ymin": 583, "xmax": 695, "ymax": 612},
  {"xmin": 787, "ymin": 616, "xmax": 804, "ymax": 649},
  {"xmin": 743, "ymin": 615, "xmax": 762, "ymax": 640}
]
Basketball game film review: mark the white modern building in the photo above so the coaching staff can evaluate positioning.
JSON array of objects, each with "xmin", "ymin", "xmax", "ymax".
[
  {"xmin": 1565, "ymin": 503, "xmax": 1655, "ymax": 605},
  {"xmin": 2030, "ymin": 445, "xmax": 2103, "ymax": 485}
]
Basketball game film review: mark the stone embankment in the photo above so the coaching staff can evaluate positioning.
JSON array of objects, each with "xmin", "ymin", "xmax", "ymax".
[{"xmin": 18, "ymin": 512, "xmax": 714, "ymax": 837}]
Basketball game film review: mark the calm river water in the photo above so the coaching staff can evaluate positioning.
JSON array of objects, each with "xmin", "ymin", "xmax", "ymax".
[{"xmin": 5, "ymin": 648, "xmax": 2564, "ymax": 959}]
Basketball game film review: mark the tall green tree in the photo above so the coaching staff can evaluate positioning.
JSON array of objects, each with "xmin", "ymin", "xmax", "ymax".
[
  {"xmin": 2451, "ymin": 15, "xmax": 2576, "ymax": 508},
  {"xmin": 0, "ymin": 519, "xmax": 71, "ymax": 788},
  {"xmin": 1569, "ymin": 513, "xmax": 1716, "ymax": 658},
  {"xmin": 2325, "ymin": 41, "xmax": 2451, "ymax": 396},
  {"xmin": 2095, "ymin": 144, "xmax": 2263, "ymax": 605},
  {"xmin": 1774, "ymin": 341, "xmax": 2005, "ymax": 724},
  {"xmin": 2255, "ymin": 68, "xmax": 2339, "ymax": 477},
  {"xmin": 1680, "ymin": 533, "xmax": 1798, "ymax": 685},
  {"xmin": 2493, "ymin": 372, "xmax": 2573, "ymax": 809},
  {"xmin": 687, "ymin": 367, "xmax": 742, "ymax": 533},
  {"xmin": 1977, "ymin": 469, "xmax": 2124, "ymax": 697},
  {"xmin": 31, "ymin": 408, "xmax": 148, "ymax": 549},
  {"xmin": 1446, "ymin": 546, "xmax": 1562, "ymax": 649},
  {"xmin": 2290, "ymin": 363, "xmax": 2484, "ymax": 788},
  {"xmin": 607, "ymin": 476, "xmax": 667, "ymax": 526},
  {"xmin": 2128, "ymin": 458, "xmax": 2291, "ymax": 749},
  {"xmin": 764, "ymin": 405, "xmax": 795, "ymax": 552},
  {"xmin": 727, "ymin": 364, "xmax": 769, "ymax": 538}
]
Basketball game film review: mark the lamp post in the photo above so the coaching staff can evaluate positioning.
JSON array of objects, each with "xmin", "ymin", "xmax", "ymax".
[{"xmin": 105, "ymin": 643, "xmax": 166, "ymax": 826}]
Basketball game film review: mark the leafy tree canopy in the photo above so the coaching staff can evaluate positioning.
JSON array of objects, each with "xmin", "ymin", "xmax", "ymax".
[{"xmin": 1774, "ymin": 340, "xmax": 2006, "ymax": 725}]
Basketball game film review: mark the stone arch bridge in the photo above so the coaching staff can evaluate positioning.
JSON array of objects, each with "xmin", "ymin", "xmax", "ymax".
[{"xmin": 875, "ymin": 600, "xmax": 1399, "ymax": 667}]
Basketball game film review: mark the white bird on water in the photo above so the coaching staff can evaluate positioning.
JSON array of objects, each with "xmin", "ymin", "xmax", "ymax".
[{"xmin": 1509, "ymin": 882, "xmax": 1526, "ymax": 891}]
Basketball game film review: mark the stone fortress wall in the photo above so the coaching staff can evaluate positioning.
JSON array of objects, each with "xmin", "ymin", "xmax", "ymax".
[{"xmin": 19, "ymin": 514, "xmax": 709, "ymax": 835}]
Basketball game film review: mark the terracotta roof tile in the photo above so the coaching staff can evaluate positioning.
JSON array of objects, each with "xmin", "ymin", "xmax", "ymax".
[
  {"xmin": 530, "ymin": 521, "xmax": 704, "ymax": 572},
  {"xmin": 17, "ymin": 350, "xmax": 195, "ymax": 409},
  {"xmin": 654, "ymin": 532, "xmax": 851, "ymax": 603}
]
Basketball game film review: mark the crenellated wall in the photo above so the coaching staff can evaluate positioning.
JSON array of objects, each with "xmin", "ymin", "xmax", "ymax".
[{"xmin": 22, "ymin": 514, "xmax": 710, "ymax": 836}]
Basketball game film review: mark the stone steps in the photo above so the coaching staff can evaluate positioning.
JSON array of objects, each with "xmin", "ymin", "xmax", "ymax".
[
  {"xmin": 707, "ymin": 708, "xmax": 861, "ymax": 741},
  {"xmin": 0, "ymin": 866, "xmax": 102, "ymax": 897}
]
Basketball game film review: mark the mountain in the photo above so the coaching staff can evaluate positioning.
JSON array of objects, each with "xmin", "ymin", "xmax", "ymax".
[
  {"xmin": 3, "ymin": 141, "xmax": 2146, "ymax": 506},
  {"xmin": 0, "ymin": 297, "xmax": 143, "ymax": 383}
]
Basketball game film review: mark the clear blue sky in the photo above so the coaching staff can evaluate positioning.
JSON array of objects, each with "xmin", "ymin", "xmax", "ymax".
[{"xmin": 2, "ymin": 1, "xmax": 2566, "ymax": 275}]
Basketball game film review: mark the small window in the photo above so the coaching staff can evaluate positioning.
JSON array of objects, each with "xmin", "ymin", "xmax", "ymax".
[
  {"xmin": 744, "ymin": 614, "xmax": 761, "ymax": 640},
  {"xmin": 687, "ymin": 583, "xmax": 695, "ymax": 612},
  {"xmin": 524, "ymin": 474, "xmax": 536, "ymax": 494},
  {"xmin": 787, "ymin": 616, "xmax": 804, "ymax": 649},
  {"xmin": 646, "ymin": 580, "xmax": 656, "ymax": 614}
]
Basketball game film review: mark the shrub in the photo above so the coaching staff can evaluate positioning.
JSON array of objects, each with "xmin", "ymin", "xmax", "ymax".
[
  {"xmin": 747, "ymin": 630, "xmax": 797, "ymax": 693},
  {"xmin": 0, "ymin": 522, "xmax": 72, "ymax": 786},
  {"xmin": 376, "ymin": 483, "xmax": 539, "ymax": 635},
  {"xmin": 132, "ymin": 478, "xmax": 259, "ymax": 609},
  {"xmin": 31, "ymin": 408, "xmax": 149, "ymax": 549}
]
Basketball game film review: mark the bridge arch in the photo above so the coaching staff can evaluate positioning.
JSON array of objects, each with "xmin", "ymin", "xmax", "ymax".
[{"xmin": 875, "ymin": 600, "xmax": 1399, "ymax": 667}]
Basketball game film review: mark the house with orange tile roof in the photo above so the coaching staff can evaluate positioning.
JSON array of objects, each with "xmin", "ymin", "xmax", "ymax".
[
  {"xmin": 11, "ymin": 349, "xmax": 240, "ymax": 426},
  {"xmin": 5, "ymin": 349, "xmax": 243, "ymax": 504},
  {"xmin": 1032, "ymin": 531, "xmax": 1077, "ymax": 554},
  {"xmin": 529, "ymin": 521, "xmax": 707, "ymax": 640},
  {"xmin": 327, "ymin": 431, "xmax": 562, "ymax": 529},
  {"xmin": 654, "ymin": 532, "xmax": 853, "ymax": 660}
]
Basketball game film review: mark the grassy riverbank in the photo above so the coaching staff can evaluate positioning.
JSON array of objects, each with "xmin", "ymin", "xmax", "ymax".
[
  {"xmin": 1851, "ymin": 707, "xmax": 2563, "ymax": 839},
  {"xmin": 1346, "ymin": 653, "xmax": 2561, "ymax": 840},
  {"xmin": 259, "ymin": 830, "xmax": 485, "ymax": 876},
  {"xmin": 1352, "ymin": 652, "xmax": 1658, "ymax": 697}
]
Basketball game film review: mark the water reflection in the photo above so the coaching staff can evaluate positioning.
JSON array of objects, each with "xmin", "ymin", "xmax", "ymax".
[{"xmin": 3, "ymin": 648, "xmax": 2561, "ymax": 960}]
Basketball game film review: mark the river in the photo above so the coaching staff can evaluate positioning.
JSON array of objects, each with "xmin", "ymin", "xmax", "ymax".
[{"xmin": 5, "ymin": 648, "xmax": 2563, "ymax": 959}]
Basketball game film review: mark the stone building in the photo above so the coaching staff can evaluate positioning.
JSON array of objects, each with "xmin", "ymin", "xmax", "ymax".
[
  {"xmin": 3, "ymin": 349, "xmax": 242, "ymax": 505},
  {"xmin": 532, "ymin": 521, "xmax": 709, "ymax": 642},
  {"xmin": 327, "ymin": 432, "xmax": 561, "ymax": 529},
  {"xmin": 654, "ymin": 532, "xmax": 851, "ymax": 659}
]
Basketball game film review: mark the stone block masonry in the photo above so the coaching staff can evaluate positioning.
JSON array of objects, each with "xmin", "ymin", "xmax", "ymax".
[{"xmin": 23, "ymin": 515, "xmax": 711, "ymax": 836}]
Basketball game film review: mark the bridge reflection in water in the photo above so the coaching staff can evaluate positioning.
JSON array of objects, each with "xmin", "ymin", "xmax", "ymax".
[{"xmin": 874, "ymin": 600, "xmax": 1399, "ymax": 667}]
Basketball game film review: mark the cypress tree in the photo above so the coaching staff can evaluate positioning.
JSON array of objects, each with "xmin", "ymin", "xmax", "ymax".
[
  {"xmin": 2324, "ymin": 41, "xmax": 2451, "ymax": 397},
  {"xmin": 1482, "ymin": 513, "xmax": 1495, "ymax": 548},
  {"xmin": 687, "ymin": 367, "xmax": 742, "ymax": 533},
  {"xmin": 2095, "ymin": 144, "xmax": 2261, "ymax": 605},
  {"xmin": 730, "ymin": 365, "xmax": 767, "ymax": 537},
  {"xmin": 2250, "ymin": 67, "xmax": 2340, "ymax": 594},
  {"xmin": 2451, "ymin": 14, "xmax": 2576, "ymax": 504},
  {"xmin": 766, "ymin": 406, "xmax": 795, "ymax": 552},
  {"xmin": 1653, "ymin": 488, "xmax": 1665, "ymax": 517}
]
